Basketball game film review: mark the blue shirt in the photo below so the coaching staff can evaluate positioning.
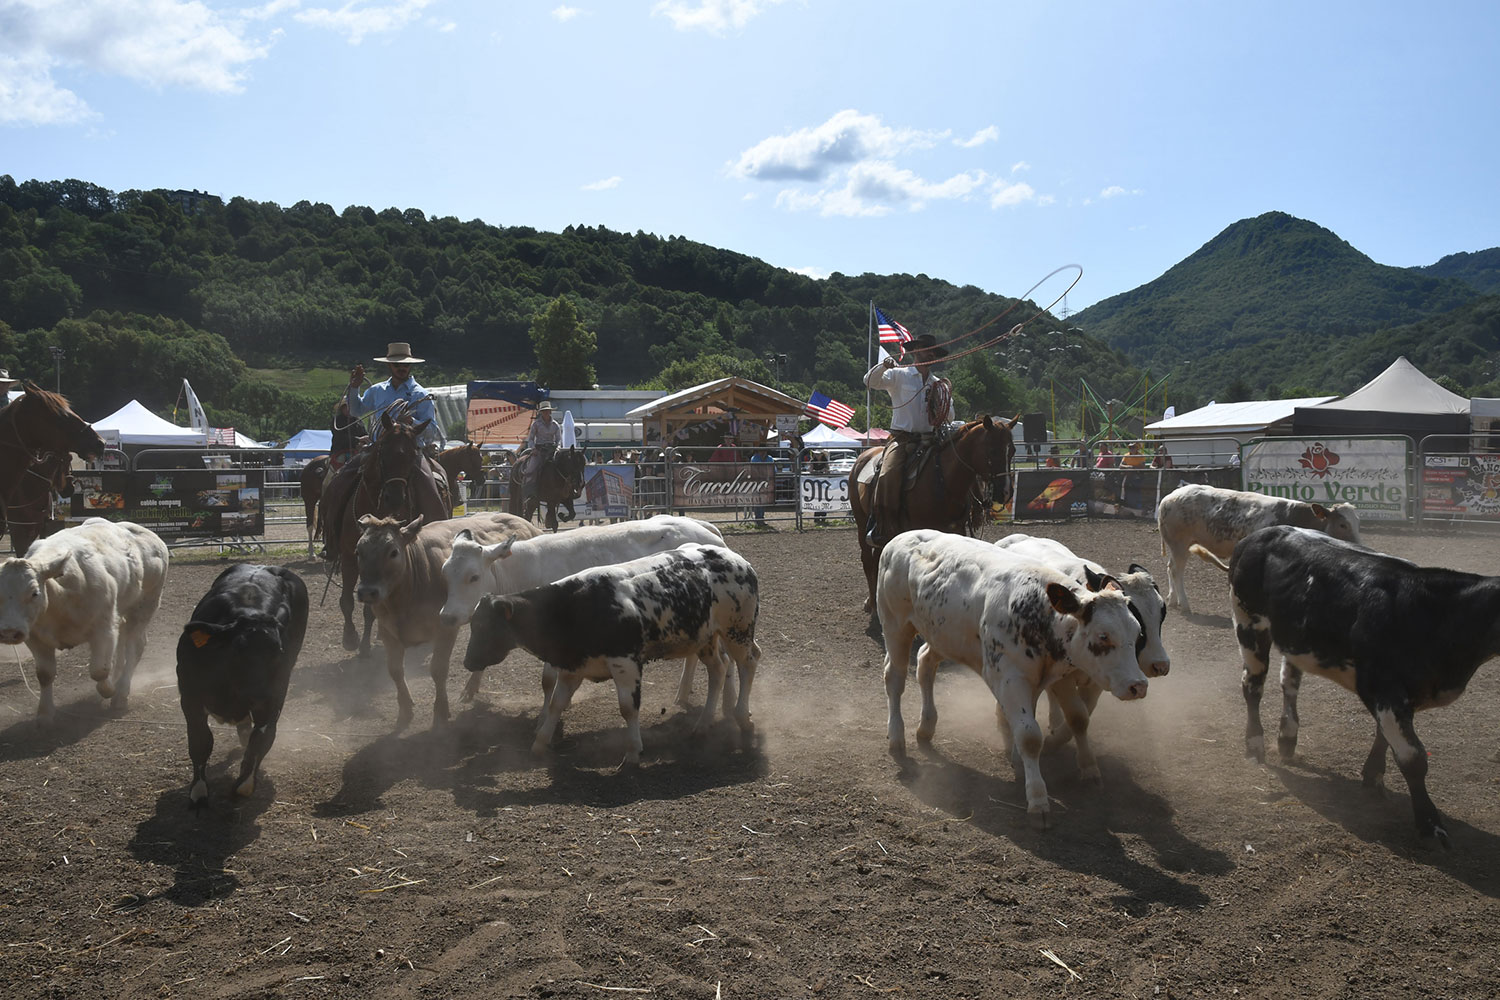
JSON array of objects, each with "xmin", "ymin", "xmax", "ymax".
[{"xmin": 347, "ymin": 376, "xmax": 439, "ymax": 448}]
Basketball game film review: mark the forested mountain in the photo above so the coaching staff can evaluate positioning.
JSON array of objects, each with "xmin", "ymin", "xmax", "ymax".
[
  {"xmin": 1418, "ymin": 248, "xmax": 1500, "ymax": 296},
  {"xmin": 1073, "ymin": 212, "xmax": 1491, "ymax": 397},
  {"xmin": 0, "ymin": 175, "xmax": 1136, "ymax": 438}
]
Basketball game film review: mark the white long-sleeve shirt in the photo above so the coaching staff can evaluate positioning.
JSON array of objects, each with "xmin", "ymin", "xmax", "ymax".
[{"xmin": 865, "ymin": 360, "xmax": 935, "ymax": 433}]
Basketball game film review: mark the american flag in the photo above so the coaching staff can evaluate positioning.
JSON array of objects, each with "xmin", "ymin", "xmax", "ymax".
[
  {"xmin": 876, "ymin": 307, "xmax": 912, "ymax": 346},
  {"xmin": 805, "ymin": 391, "xmax": 856, "ymax": 428}
]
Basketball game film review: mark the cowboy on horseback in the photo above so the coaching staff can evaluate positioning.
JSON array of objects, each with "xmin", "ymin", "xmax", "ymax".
[
  {"xmin": 517, "ymin": 400, "xmax": 562, "ymax": 504},
  {"xmin": 862, "ymin": 333, "xmax": 951, "ymax": 546},
  {"xmin": 319, "ymin": 342, "xmax": 447, "ymax": 560}
]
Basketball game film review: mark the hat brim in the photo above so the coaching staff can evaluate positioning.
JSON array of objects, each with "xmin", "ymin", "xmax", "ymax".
[{"xmin": 374, "ymin": 355, "xmax": 425, "ymax": 364}]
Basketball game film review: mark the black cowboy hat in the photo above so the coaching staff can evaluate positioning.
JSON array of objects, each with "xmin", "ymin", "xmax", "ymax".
[{"xmin": 906, "ymin": 334, "xmax": 948, "ymax": 360}]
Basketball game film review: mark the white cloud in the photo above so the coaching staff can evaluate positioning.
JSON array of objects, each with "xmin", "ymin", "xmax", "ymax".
[
  {"xmin": 0, "ymin": 0, "xmax": 274, "ymax": 125},
  {"xmin": 435, "ymin": 19, "xmax": 455, "ymax": 32},
  {"xmin": 954, "ymin": 125, "xmax": 998, "ymax": 149},
  {"xmin": 295, "ymin": 0, "xmax": 437, "ymax": 45},
  {"xmin": 1099, "ymin": 185, "xmax": 1142, "ymax": 199},
  {"xmin": 778, "ymin": 161, "xmax": 987, "ymax": 218},
  {"xmin": 989, "ymin": 180, "xmax": 1035, "ymax": 208},
  {"xmin": 551, "ymin": 5, "xmax": 580, "ymax": 21},
  {"xmin": 1011, "ymin": 160, "xmax": 1030, "ymax": 173},
  {"xmin": 582, "ymin": 175, "xmax": 621, "ymax": 191},
  {"xmin": 731, "ymin": 109, "xmax": 947, "ymax": 183},
  {"xmin": 788, "ymin": 264, "xmax": 829, "ymax": 280},
  {"xmin": 1037, "ymin": 193, "xmax": 1056, "ymax": 207},
  {"xmin": 240, "ymin": 0, "xmax": 302, "ymax": 19},
  {"xmin": 653, "ymin": 0, "xmax": 789, "ymax": 35}
]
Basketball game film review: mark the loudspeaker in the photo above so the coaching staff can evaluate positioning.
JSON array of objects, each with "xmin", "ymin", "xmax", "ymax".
[{"xmin": 1022, "ymin": 412, "xmax": 1047, "ymax": 444}]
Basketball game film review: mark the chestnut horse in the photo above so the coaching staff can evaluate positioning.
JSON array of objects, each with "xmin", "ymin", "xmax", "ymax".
[
  {"xmin": 1, "ymin": 382, "xmax": 105, "ymax": 554},
  {"xmin": 436, "ymin": 442, "xmax": 484, "ymax": 504},
  {"xmin": 334, "ymin": 414, "xmax": 451, "ymax": 655},
  {"xmin": 508, "ymin": 444, "xmax": 586, "ymax": 531},
  {"xmin": 848, "ymin": 415, "xmax": 1019, "ymax": 613}
]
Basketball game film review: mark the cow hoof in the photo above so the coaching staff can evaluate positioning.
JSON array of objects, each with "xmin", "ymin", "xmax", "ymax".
[
  {"xmin": 95, "ymin": 678, "xmax": 115, "ymax": 700},
  {"xmin": 1027, "ymin": 807, "xmax": 1052, "ymax": 830},
  {"xmin": 1362, "ymin": 776, "xmax": 1387, "ymax": 796},
  {"xmin": 1432, "ymin": 824, "xmax": 1452, "ymax": 850},
  {"xmin": 395, "ymin": 707, "xmax": 414, "ymax": 731},
  {"xmin": 1244, "ymin": 735, "xmax": 1265, "ymax": 763},
  {"xmin": 189, "ymin": 779, "xmax": 209, "ymax": 811},
  {"xmin": 529, "ymin": 739, "xmax": 552, "ymax": 757},
  {"xmin": 233, "ymin": 774, "xmax": 256, "ymax": 798},
  {"xmin": 1079, "ymin": 764, "xmax": 1103, "ymax": 786},
  {"xmin": 888, "ymin": 739, "xmax": 907, "ymax": 759},
  {"xmin": 1277, "ymin": 737, "xmax": 1298, "ymax": 760},
  {"xmin": 342, "ymin": 629, "xmax": 360, "ymax": 652}
]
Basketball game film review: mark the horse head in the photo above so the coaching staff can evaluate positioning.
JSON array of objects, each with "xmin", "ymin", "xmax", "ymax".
[
  {"xmin": 8, "ymin": 382, "xmax": 105, "ymax": 461},
  {"xmin": 552, "ymin": 445, "xmax": 587, "ymax": 497},
  {"xmin": 372, "ymin": 415, "xmax": 429, "ymax": 512},
  {"xmin": 965, "ymin": 414, "xmax": 1019, "ymax": 508}
]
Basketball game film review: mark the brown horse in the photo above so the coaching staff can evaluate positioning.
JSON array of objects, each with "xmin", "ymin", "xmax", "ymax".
[
  {"xmin": 848, "ymin": 415, "xmax": 1019, "ymax": 613},
  {"xmin": 3, "ymin": 451, "xmax": 75, "ymax": 556},
  {"xmin": 1, "ymin": 382, "xmax": 105, "ymax": 554},
  {"xmin": 508, "ymin": 444, "xmax": 586, "ymax": 531},
  {"xmin": 334, "ymin": 414, "xmax": 451, "ymax": 654},
  {"xmin": 436, "ymin": 442, "xmax": 484, "ymax": 504},
  {"xmin": 299, "ymin": 456, "xmax": 330, "ymax": 558}
]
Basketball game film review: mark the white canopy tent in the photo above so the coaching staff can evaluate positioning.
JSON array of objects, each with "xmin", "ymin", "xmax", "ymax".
[
  {"xmin": 93, "ymin": 399, "xmax": 208, "ymax": 447},
  {"xmin": 1146, "ymin": 396, "xmax": 1337, "ymax": 465}
]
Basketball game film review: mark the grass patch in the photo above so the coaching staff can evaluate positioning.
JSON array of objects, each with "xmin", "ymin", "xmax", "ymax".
[{"xmin": 167, "ymin": 543, "xmax": 316, "ymax": 565}]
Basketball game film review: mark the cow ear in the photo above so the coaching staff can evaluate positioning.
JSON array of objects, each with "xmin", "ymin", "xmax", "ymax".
[
  {"xmin": 31, "ymin": 553, "xmax": 69, "ymax": 581},
  {"xmin": 482, "ymin": 536, "xmax": 517, "ymax": 564},
  {"xmin": 1046, "ymin": 582, "xmax": 1083, "ymax": 618},
  {"xmin": 357, "ymin": 514, "xmax": 379, "ymax": 528},
  {"xmin": 1082, "ymin": 566, "xmax": 1108, "ymax": 592},
  {"xmin": 1128, "ymin": 562, "xmax": 1152, "ymax": 577},
  {"xmin": 400, "ymin": 515, "xmax": 425, "ymax": 541},
  {"xmin": 455, "ymin": 528, "xmax": 473, "ymax": 542},
  {"xmin": 1309, "ymin": 503, "xmax": 1330, "ymax": 519}
]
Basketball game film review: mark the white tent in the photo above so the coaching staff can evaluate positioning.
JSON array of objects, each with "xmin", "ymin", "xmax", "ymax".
[
  {"xmin": 94, "ymin": 399, "xmax": 208, "ymax": 447},
  {"xmin": 1146, "ymin": 396, "xmax": 1337, "ymax": 466},
  {"xmin": 795, "ymin": 423, "xmax": 856, "ymax": 445}
]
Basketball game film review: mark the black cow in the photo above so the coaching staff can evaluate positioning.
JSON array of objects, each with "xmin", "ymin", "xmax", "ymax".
[
  {"xmin": 463, "ymin": 543, "xmax": 761, "ymax": 764},
  {"xmin": 1229, "ymin": 524, "xmax": 1500, "ymax": 847},
  {"xmin": 177, "ymin": 564, "xmax": 309, "ymax": 810}
]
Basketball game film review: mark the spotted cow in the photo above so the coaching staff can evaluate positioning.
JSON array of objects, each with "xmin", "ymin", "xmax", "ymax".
[
  {"xmin": 1230, "ymin": 524, "xmax": 1500, "ymax": 847},
  {"xmin": 877, "ymin": 530, "xmax": 1149, "ymax": 828},
  {"xmin": 0, "ymin": 518, "xmax": 169, "ymax": 719},
  {"xmin": 177, "ymin": 564, "xmax": 309, "ymax": 809},
  {"xmin": 1158, "ymin": 483, "xmax": 1361, "ymax": 613},
  {"xmin": 994, "ymin": 533, "xmax": 1169, "ymax": 751},
  {"xmin": 463, "ymin": 543, "xmax": 761, "ymax": 764}
]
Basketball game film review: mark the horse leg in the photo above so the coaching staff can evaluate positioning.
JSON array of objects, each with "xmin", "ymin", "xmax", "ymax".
[{"xmin": 545, "ymin": 502, "xmax": 559, "ymax": 532}]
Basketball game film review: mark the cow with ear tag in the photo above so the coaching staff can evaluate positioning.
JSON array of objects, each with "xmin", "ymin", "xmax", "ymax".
[{"xmin": 177, "ymin": 564, "xmax": 309, "ymax": 811}]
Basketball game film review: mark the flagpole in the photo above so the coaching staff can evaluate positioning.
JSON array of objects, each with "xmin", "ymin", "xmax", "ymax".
[{"xmin": 866, "ymin": 300, "xmax": 874, "ymax": 440}]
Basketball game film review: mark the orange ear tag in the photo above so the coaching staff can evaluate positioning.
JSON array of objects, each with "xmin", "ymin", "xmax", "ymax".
[{"xmin": 191, "ymin": 631, "xmax": 211, "ymax": 648}]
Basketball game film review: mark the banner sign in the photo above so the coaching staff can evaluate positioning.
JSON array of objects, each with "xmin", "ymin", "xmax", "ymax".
[
  {"xmin": 799, "ymin": 474, "xmax": 851, "ymax": 513},
  {"xmin": 1013, "ymin": 469, "xmax": 1091, "ymax": 520},
  {"xmin": 467, "ymin": 381, "xmax": 548, "ymax": 445},
  {"xmin": 670, "ymin": 462, "xmax": 774, "ymax": 508},
  {"xmin": 71, "ymin": 469, "xmax": 266, "ymax": 537},
  {"xmin": 1241, "ymin": 437, "xmax": 1410, "ymax": 521},
  {"xmin": 1420, "ymin": 452, "xmax": 1500, "ymax": 521},
  {"xmin": 579, "ymin": 463, "xmax": 636, "ymax": 520}
]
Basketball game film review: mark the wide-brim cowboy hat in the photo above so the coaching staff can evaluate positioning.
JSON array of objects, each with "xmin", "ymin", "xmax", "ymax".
[
  {"xmin": 374, "ymin": 342, "xmax": 425, "ymax": 364},
  {"xmin": 906, "ymin": 334, "xmax": 948, "ymax": 360},
  {"xmin": 536, "ymin": 400, "xmax": 555, "ymax": 412},
  {"xmin": 0, "ymin": 367, "xmax": 17, "ymax": 389}
]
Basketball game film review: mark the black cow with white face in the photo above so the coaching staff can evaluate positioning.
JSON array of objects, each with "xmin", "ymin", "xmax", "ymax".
[
  {"xmin": 464, "ymin": 543, "xmax": 761, "ymax": 764},
  {"xmin": 1229, "ymin": 524, "xmax": 1500, "ymax": 847},
  {"xmin": 177, "ymin": 564, "xmax": 309, "ymax": 810}
]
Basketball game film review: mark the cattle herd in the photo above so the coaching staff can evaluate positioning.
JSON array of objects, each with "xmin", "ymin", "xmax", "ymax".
[{"xmin": 0, "ymin": 483, "xmax": 1496, "ymax": 850}]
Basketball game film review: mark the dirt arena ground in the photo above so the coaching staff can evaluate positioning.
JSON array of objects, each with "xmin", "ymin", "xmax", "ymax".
[{"xmin": 3, "ymin": 518, "xmax": 1500, "ymax": 998}]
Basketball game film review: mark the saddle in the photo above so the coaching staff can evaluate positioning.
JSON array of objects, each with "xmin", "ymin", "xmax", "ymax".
[{"xmin": 857, "ymin": 431, "xmax": 945, "ymax": 489}]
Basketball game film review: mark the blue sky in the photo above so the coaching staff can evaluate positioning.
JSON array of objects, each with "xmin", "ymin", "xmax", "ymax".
[{"xmin": 3, "ymin": 0, "xmax": 1497, "ymax": 310}]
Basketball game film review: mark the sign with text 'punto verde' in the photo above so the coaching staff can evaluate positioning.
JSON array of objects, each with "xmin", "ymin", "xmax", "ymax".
[{"xmin": 1241, "ymin": 437, "xmax": 1411, "ymax": 521}]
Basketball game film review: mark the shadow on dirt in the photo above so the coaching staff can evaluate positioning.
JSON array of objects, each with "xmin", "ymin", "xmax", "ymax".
[
  {"xmin": 1179, "ymin": 610, "xmax": 1233, "ymax": 629},
  {"xmin": 896, "ymin": 746, "xmax": 1230, "ymax": 912},
  {"xmin": 1271, "ymin": 760, "xmax": 1500, "ymax": 898},
  {"xmin": 0, "ymin": 697, "xmax": 115, "ymax": 763},
  {"xmin": 313, "ymin": 701, "xmax": 768, "ymax": 819},
  {"xmin": 125, "ymin": 760, "xmax": 276, "ymax": 907}
]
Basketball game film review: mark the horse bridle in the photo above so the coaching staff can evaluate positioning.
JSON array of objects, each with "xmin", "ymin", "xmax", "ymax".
[{"xmin": 948, "ymin": 423, "xmax": 1014, "ymax": 512}]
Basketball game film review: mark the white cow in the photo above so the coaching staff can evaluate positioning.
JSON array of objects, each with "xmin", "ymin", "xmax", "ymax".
[
  {"xmin": 994, "ymin": 533, "xmax": 1170, "ymax": 751},
  {"xmin": 877, "ymin": 530, "xmax": 1148, "ymax": 828},
  {"xmin": 0, "ymin": 519, "xmax": 169, "ymax": 720},
  {"xmin": 1157, "ymin": 483, "xmax": 1361, "ymax": 613},
  {"xmin": 439, "ymin": 514, "xmax": 728, "ymax": 711}
]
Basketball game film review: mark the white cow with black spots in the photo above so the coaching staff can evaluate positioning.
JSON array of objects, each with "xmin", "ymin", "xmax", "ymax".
[
  {"xmin": 0, "ymin": 518, "xmax": 169, "ymax": 719},
  {"xmin": 463, "ymin": 543, "xmax": 761, "ymax": 765},
  {"xmin": 876, "ymin": 529, "xmax": 1149, "ymax": 828}
]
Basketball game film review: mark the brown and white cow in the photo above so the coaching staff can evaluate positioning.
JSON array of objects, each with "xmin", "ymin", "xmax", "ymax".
[
  {"xmin": 0, "ymin": 518, "xmax": 169, "ymax": 719},
  {"xmin": 877, "ymin": 530, "xmax": 1148, "ymax": 828},
  {"xmin": 463, "ymin": 543, "xmax": 762, "ymax": 765},
  {"xmin": 354, "ymin": 511, "xmax": 541, "ymax": 729},
  {"xmin": 994, "ymin": 533, "xmax": 1170, "ymax": 751},
  {"xmin": 1157, "ymin": 483, "xmax": 1361, "ymax": 613}
]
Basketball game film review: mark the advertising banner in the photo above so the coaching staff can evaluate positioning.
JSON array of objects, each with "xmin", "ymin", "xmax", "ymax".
[
  {"xmin": 71, "ymin": 469, "xmax": 266, "ymax": 537},
  {"xmin": 579, "ymin": 464, "xmax": 636, "ymax": 520},
  {"xmin": 1420, "ymin": 452, "xmax": 1500, "ymax": 522},
  {"xmin": 1241, "ymin": 437, "xmax": 1410, "ymax": 521},
  {"xmin": 1013, "ymin": 469, "xmax": 1091, "ymax": 520},
  {"xmin": 799, "ymin": 474, "xmax": 851, "ymax": 513},
  {"xmin": 670, "ymin": 462, "xmax": 775, "ymax": 508}
]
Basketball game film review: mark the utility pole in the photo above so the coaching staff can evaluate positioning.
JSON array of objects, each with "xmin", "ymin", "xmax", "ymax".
[
  {"xmin": 764, "ymin": 353, "xmax": 787, "ymax": 385},
  {"xmin": 48, "ymin": 345, "xmax": 64, "ymax": 393}
]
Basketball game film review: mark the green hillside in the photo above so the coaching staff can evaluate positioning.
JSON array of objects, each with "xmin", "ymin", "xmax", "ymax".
[
  {"xmin": 0, "ymin": 175, "xmax": 1135, "ymax": 438},
  {"xmin": 1073, "ymin": 212, "xmax": 1483, "ymax": 397},
  {"xmin": 1418, "ymin": 248, "xmax": 1500, "ymax": 296}
]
